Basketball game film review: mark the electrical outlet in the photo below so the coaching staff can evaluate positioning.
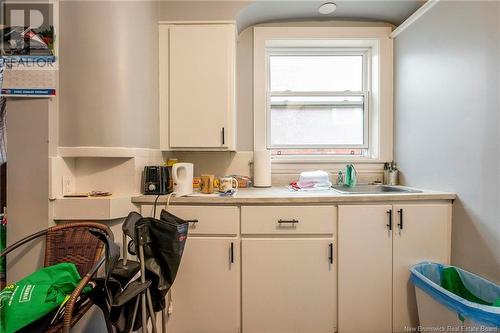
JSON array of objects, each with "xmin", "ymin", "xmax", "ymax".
[{"xmin": 62, "ymin": 176, "xmax": 75, "ymax": 196}]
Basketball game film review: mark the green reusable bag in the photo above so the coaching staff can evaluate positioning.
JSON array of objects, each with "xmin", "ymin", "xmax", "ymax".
[
  {"xmin": 0, "ymin": 262, "xmax": 88, "ymax": 333},
  {"xmin": 441, "ymin": 266, "xmax": 500, "ymax": 307}
]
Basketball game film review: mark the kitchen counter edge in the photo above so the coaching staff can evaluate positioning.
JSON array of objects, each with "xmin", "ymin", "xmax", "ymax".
[{"xmin": 131, "ymin": 188, "xmax": 456, "ymax": 205}]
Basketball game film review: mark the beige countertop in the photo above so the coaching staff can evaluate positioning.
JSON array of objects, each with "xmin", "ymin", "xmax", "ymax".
[{"xmin": 132, "ymin": 186, "xmax": 456, "ymax": 205}]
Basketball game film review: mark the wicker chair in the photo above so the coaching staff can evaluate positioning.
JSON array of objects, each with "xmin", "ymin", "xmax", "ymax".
[{"xmin": 0, "ymin": 222, "xmax": 114, "ymax": 333}]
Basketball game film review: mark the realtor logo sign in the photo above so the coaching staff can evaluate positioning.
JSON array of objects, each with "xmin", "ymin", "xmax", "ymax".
[
  {"xmin": 1, "ymin": 2, "xmax": 55, "ymax": 56},
  {"xmin": 0, "ymin": 2, "xmax": 56, "ymax": 96}
]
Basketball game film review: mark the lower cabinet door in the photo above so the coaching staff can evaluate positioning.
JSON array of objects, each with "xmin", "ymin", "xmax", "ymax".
[
  {"xmin": 338, "ymin": 205, "xmax": 393, "ymax": 333},
  {"xmin": 242, "ymin": 238, "xmax": 336, "ymax": 333},
  {"xmin": 392, "ymin": 204, "xmax": 452, "ymax": 332},
  {"xmin": 167, "ymin": 237, "xmax": 240, "ymax": 333}
]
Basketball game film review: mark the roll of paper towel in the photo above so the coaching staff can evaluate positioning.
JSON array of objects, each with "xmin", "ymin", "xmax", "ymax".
[{"xmin": 253, "ymin": 150, "xmax": 271, "ymax": 187}]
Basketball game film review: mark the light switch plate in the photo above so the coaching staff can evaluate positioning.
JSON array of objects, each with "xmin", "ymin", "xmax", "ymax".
[{"xmin": 62, "ymin": 176, "xmax": 75, "ymax": 196}]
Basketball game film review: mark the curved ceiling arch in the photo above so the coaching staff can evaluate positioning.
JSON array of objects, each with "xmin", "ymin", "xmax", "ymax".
[{"xmin": 236, "ymin": 1, "xmax": 423, "ymax": 32}]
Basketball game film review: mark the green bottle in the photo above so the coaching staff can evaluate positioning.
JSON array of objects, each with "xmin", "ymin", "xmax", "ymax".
[
  {"xmin": 345, "ymin": 164, "xmax": 357, "ymax": 187},
  {"xmin": 345, "ymin": 165, "xmax": 352, "ymax": 187}
]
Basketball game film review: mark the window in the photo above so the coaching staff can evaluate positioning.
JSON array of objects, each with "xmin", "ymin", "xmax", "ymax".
[
  {"xmin": 267, "ymin": 49, "xmax": 369, "ymax": 156},
  {"xmin": 253, "ymin": 26, "xmax": 394, "ymax": 166}
]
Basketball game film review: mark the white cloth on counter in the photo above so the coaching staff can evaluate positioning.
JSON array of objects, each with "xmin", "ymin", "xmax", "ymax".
[{"xmin": 296, "ymin": 170, "xmax": 332, "ymax": 190}]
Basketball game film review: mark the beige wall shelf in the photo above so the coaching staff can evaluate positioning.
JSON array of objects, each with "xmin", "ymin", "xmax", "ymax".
[{"xmin": 53, "ymin": 195, "xmax": 137, "ymax": 220}]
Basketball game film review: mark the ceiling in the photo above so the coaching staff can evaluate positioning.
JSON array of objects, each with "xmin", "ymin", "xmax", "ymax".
[{"xmin": 236, "ymin": 1, "xmax": 424, "ymax": 31}]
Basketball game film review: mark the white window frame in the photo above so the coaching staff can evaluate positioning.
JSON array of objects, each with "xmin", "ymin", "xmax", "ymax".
[
  {"xmin": 253, "ymin": 26, "xmax": 394, "ymax": 167},
  {"xmin": 266, "ymin": 47, "xmax": 370, "ymax": 149}
]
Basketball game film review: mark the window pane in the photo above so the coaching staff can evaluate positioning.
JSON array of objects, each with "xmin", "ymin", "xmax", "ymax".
[
  {"xmin": 269, "ymin": 96, "xmax": 364, "ymax": 147},
  {"xmin": 270, "ymin": 55, "xmax": 363, "ymax": 92}
]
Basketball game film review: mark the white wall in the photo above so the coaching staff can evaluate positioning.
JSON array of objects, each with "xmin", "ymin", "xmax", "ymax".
[
  {"xmin": 394, "ymin": 1, "xmax": 500, "ymax": 282},
  {"xmin": 159, "ymin": 1, "xmax": 250, "ymax": 22},
  {"xmin": 6, "ymin": 99, "xmax": 50, "ymax": 282},
  {"xmin": 59, "ymin": 1, "xmax": 159, "ymax": 149}
]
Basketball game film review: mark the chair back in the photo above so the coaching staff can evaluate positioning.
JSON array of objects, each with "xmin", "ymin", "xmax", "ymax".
[{"xmin": 44, "ymin": 223, "xmax": 112, "ymax": 276}]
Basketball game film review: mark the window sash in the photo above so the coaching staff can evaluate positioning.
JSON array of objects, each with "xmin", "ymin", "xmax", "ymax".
[
  {"xmin": 266, "ymin": 48, "xmax": 370, "ymax": 151},
  {"xmin": 267, "ymin": 48, "xmax": 370, "ymax": 93},
  {"xmin": 266, "ymin": 91, "xmax": 369, "ymax": 149}
]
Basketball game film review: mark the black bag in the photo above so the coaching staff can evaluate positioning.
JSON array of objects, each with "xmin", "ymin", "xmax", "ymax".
[
  {"xmin": 136, "ymin": 210, "xmax": 188, "ymax": 311},
  {"xmin": 92, "ymin": 210, "xmax": 188, "ymax": 332}
]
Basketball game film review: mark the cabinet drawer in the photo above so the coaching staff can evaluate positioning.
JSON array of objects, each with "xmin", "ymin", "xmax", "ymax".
[
  {"xmin": 163, "ymin": 206, "xmax": 239, "ymax": 235},
  {"xmin": 241, "ymin": 206, "xmax": 336, "ymax": 235}
]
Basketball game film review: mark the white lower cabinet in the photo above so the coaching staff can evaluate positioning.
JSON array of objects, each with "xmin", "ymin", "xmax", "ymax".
[
  {"xmin": 338, "ymin": 203, "xmax": 451, "ymax": 333},
  {"xmin": 167, "ymin": 237, "xmax": 240, "ymax": 333},
  {"xmin": 392, "ymin": 204, "xmax": 451, "ymax": 332},
  {"xmin": 242, "ymin": 238, "xmax": 336, "ymax": 333},
  {"xmin": 138, "ymin": 202, "xmax": 451, "ymax": 333},
  {"xmin": 241, "ymin": 206, "xmax": 337, "ymax": 333},
  {"xmin": 145, "ymin": 206, "xmax": 240, "ymax": 333},
  {"xmin": 338, "ymin": 205, "xmax": 393, "ymax": 333}
]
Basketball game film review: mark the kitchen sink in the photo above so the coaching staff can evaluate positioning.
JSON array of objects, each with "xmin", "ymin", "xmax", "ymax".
[{"xmin": 331, "ymin": 184, "xmax": 422, "ymax": 194}]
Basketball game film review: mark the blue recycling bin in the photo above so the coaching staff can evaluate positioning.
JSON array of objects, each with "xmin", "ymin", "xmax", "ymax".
[{"xmin": 410, "ymin": 262, "xmax": 500, "ymax": 329}]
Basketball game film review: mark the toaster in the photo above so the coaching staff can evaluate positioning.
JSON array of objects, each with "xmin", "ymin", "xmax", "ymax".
[{"xmin": 143, "ymin": 166, "xmax": 170, "ymax": 195}]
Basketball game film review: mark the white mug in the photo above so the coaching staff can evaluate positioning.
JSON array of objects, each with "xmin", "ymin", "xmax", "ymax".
[{"xmin": 219, "ymin": 177, "xmax": 238, "ymax": 193}]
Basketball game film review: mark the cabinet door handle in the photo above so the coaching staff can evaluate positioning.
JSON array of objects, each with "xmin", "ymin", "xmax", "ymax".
[
  {"xmin": 278, "ymin": 219, "xmax": 299, "ymax": 224},
  {"xmin": 221, "ymin": 127, "xmax": 225, "ymax": 145},
  {"xmin": 386, "ymin": 209, "xmax": 392, "ymax": 231},
  {"xmin": 397, "ymin": 209, "xmax": 404, "ymax": 230},
  {"xmin": 186, "ymin": 219, "xmax": 199, "ymax": 224},
  {"xmin": 328, "ymin": 243, "xmax": 333, "ymax": 264},
  {"xmin": 229, "ymin": 242, "xmax": 234, "ymax": 264}
]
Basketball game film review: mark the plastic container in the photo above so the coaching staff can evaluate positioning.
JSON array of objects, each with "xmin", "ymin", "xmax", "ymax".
[{"xmin": 410, "ymin": 262, "xmax": 500, "ymax": 330}]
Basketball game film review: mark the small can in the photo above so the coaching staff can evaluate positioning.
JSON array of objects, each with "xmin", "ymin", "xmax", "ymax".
[
  {"xmin": 388, "ymin": 170, "xmax": 399, "ymax": 186},
  {"xmin": 200, "ymin": 174, "xmax": 215, "ymax": 194}
]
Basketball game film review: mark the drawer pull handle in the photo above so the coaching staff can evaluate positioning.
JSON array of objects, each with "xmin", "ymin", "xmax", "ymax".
[
  {"xmin": 278, "ymin": 219, "xmax": 299, "ymax": 224},
  {"xmin": 186, "ymin": 219, "xmax": 199, "ymax": 224}
]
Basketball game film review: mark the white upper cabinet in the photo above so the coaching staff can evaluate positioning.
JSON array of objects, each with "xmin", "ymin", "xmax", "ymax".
[{"xmin": 159, "ymin": 23, "xmax": 236, "ymax": 150}]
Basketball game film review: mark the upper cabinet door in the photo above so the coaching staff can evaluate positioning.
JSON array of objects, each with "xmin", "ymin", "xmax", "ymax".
[
  {"xmin": 338, "ymin": 205, "xmax": 393, "ymax": 333},
  {"xmin": 392, "ymin": 204, "xmax": 452, "ymax": 332},
  {"xmin": 166, "ymin": 24, "xmax": 235, "ymax": 149}
]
